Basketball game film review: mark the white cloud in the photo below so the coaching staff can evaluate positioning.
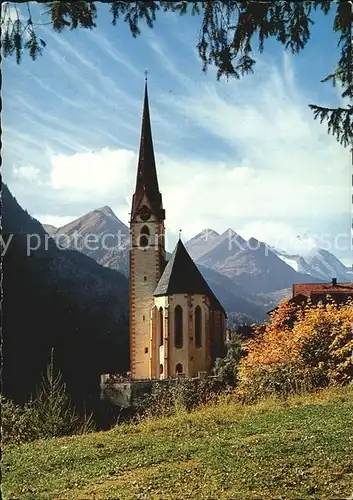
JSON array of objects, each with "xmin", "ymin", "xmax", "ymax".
[
  {"xmin": 49, "ymin": 147, "xmax": 136, "ymax": 197},
  {"xmin": 1, "ymin": 3, "xmax": 20, "ymax": 23},
  {"xmin": 42, "ymin": 138, "xmax": 347, "ymax": 248},
  {"xmin": 13, "ymin": 164, "xmax": 41, "ymax": 183},
  {"xmin": 34, "ymin": 214, "xmax": 80, "ymax": 229},
  {"xmin": 5, "ymin": 24, "xmax": 350, "ymax": 261},
  {"xmin": 236, "ymin": 221, "xmax": 318, "ymax": 255},
  {"xmin": 155, "ymin": 153, "xmax": 346, "ymax": 239}
]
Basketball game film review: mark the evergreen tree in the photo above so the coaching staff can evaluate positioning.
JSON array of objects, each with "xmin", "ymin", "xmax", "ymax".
[
  {"xmin": 31, "ymin": 349, "xmax": 94, "ymax": 438},
  {"xmin": 215, "ymin": 333, "xmax": 247, "ymax": 387}
]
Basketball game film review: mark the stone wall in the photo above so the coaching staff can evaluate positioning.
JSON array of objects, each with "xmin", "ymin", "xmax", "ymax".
[{"xmin": 100, "ymin": 373, "xmax": 214, "ymax": 408}]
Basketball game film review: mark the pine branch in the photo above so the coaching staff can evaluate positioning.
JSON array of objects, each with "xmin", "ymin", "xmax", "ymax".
[{"xmin": 309, "ymin": 104, "xmax": 353, "ymax": 148}]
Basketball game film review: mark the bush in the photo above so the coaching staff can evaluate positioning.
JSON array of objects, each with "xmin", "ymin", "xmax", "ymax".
[
  {"xmin": 236, "ymin": 363, "xmax": 324, "ymax": 403},
  {"xmin": 214, "ymin": 333, "xmax": 247, "ymax": 387},
  {"xmin": 135, "ymin": 376, "xmax": 226, "ymax": 421},
  {"xmin": 1, "ymin": 397, "xmax": 36, "ymax": 445},
  {"xmin": 237, "ymin": 299, "xmax": 353, "ymax": 403},
  {"xmin": 2, "ymin": 351, "xmax": 95, "ymax": 445}
]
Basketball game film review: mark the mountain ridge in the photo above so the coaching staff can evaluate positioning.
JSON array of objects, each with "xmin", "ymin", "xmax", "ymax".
[{"xmin": 42, "ymin": 208, "xmax": 350, "ymax": 323}]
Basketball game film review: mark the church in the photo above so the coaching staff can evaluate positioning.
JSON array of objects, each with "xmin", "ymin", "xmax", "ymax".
[{"xmin": 129, "ymin": 79, "xmax": 226, "ymax": 380}]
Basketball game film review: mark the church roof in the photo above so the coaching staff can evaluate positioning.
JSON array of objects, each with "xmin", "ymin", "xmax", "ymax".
[
  {"xmin": 131, "ymin": 80, "xmax": 164, "ymax": 220},
  {"xmin": 154, "ymin": 239, "xmax": 226, "ymax": 313}
]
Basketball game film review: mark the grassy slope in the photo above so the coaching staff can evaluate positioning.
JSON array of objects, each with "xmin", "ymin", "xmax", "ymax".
[{"xmin": 3, "ymin": 387, "xmax": 353, "ymax": 500}]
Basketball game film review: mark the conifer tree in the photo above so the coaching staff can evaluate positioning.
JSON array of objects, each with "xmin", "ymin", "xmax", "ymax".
[{"xmin": 31, "ymin": 349, "xmax": 94, "ymax": 438}]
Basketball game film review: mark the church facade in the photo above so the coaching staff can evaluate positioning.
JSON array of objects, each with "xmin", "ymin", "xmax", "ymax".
[{"xmin": 129, "ymin": 80, "xmax": 226, "ymax": 380}]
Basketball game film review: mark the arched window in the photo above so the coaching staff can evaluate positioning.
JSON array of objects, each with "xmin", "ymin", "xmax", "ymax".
[
  {"xmin": 159, "ymin": 364, "xmax": 163, "ymax": 375},
  {"xmin": 159, "ymin": 307, "xmax": 164, "ymax": 346},
  {"xmin": 195, "ymin": 306, "xmax": 202, "ymax": 348},
  {"xmin": 139, "ymin": 225, "xmax": 150, "ymax": 248},
  {"xmin": 176, "ymin": 363, "xmax": 183, "ymax": 375},
  {"xmin": 174, "ymin": 305, "xmax": 183, "ymax": 348}
]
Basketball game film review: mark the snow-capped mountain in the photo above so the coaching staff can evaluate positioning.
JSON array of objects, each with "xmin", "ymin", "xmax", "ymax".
[{"xmin": 270, "ymin": 246, "xmax": 351, "ymax": 282}]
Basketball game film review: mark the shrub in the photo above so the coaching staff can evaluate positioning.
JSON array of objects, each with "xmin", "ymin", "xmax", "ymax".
[
  {"xmin": 28, "ymin": 355, "xmax": 95, "ymax": 439},
  {"xmin": 135, "ymin": 376, "xmax": 225, "ymax": 421},
  {"xmin": 237, "ymin": 299, "xmax": 353, "ymax": 402},
  {"xmin": 214, "ymin": 333, "xmax": 248, "ymax": 387},
  {"xmin": 1, "ymin": 397, "xmax": 36, "ymax": 445},
  {"xmin": 236, "ymin": 363, "xmax": 322, "ymax": 403},
  {"xmin": 2, "ymin": 351, "xmax": 95, "ymax": 445}
]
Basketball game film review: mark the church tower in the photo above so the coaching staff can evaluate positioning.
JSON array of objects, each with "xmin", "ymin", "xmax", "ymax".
[{"xmin": 129, "ymin": 78, "xmax": 166, "ymax": 379}]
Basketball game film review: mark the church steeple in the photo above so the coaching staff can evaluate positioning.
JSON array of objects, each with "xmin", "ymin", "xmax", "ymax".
[{"xmin": 131, "ymin": 77, "xmax": 164, "ymax": 220}]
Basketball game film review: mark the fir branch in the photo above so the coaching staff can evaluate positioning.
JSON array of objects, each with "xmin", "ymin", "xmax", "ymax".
[{"xmin": 309, "ymin": 105, "xmax": 353, "ymax": 148}]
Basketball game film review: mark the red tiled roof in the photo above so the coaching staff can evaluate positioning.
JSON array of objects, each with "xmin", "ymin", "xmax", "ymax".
[{"xmin": 293, "ymin": 282, "xmax": 353, "ymax": 298}]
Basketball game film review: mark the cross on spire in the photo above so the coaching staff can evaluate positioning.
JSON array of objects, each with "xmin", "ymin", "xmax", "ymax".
[
  {"xmin": 144, "ymin": 68, "xmax": 149, "ymax": 81},
  {"xmin": 179, "ymin": 229, "xmax": 182, "ymax": 240}
]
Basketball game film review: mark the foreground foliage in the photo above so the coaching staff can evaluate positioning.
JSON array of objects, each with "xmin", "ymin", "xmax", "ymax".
[
  {"xmin": 135, "ymin": 376, "xmax": 226, "ymax": 421},
  {"xmin": 237, "ymin": 299, "xmax": 353, "ymax": 402},
  {"xmin": 215, "ymin": 333, "xmax": 248, "ymax": 386},
  {"xmin": 2, "ymin": 352, "xmax": 94, "ymax": 445},
  {"xmin": 1, "ymin": 1, "xmax": 352, "ymax": 146},
  {"xmin": 3, "ymin": 386, "xmax": 353, "ymax": 500}
]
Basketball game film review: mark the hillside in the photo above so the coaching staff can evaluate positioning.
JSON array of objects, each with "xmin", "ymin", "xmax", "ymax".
[
  {"xmin": 210, "ymin": 237, "xmax": 319, "ymax": 294},
  {"xmin": 187, "ymin": 230, "xmax": 351, "ymax": 290},
  {"xmin": 2, "ymin": 185, "xmax": 129, "ymax": 407},
  {"xmin": 48, "ymin": 206, "xmax": 130, "ymax": 275},
  {"xmin": 272, "ymin": 246, "xmax": 351, "ymax": 281},
  {"xmin": 42, "ymin": 223, "xmax": 57, "ymax": 235},
  {"xmin": 197, "ymin": 264, "xmax": 268, "ymax": 321},
  {"xmin": 187, "ymin": 232, "xmax": 323, "ymax": 294},
  {"xmin": 185, "ymin": 228, "xmax": 222, "ymax": 261},
  {"xmin": 3, "ymin": 386, "xmax": 353, "ymax": 500}
]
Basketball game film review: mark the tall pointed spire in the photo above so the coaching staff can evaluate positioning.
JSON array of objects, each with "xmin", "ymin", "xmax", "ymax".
[{"xmin": 131, "ymin": 76, "xmax": 164, "ymax": 220}]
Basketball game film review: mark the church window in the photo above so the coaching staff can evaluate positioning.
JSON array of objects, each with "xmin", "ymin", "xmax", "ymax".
[
  {"xmin": 174, "ymin": 305, "xmax": 183, "ymax": 348},
  {"xmin": 195, "ymin": 306, "xmax": 202, "ymax": 348},
  {"xmin": 160, "ymin": 364, "xmax": 163, "ymax": 375},
  {"xmin": 159, "ymin": 307, "xmax": 164, "ymax": 346},
  {"xmin": 144, "ymin": 347, "xmax": 148, "ymax": 354},
  {"xmin": 144, "ymin": 276, "xmax": 147, "ymax": 281},
  {"xmin": 176, "ymin": 363, "xmax": 183, "ymax": 375},
  {"xmin": 139, "ymin": 225, "xmax": 150, "ymax": 248}
]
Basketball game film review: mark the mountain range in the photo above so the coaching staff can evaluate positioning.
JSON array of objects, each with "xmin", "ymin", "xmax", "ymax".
[
  {"xmin": 4, "ymin": 188, "xmax": 351, "ymax": 404},
  {"xmin": 44, "ymin": 206, "xmax": 352, "ymax": 323},
  {"xmin": 269, "ymin": 246, "xmax": 351, "ymax": 282}
]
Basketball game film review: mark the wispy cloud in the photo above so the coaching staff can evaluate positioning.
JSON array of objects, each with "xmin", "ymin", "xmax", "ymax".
[
  {"xmin": 88, "ymin": 31, "xmax": 140, "ymax": 77},
  {"xmin": 3, "ymin": 10, "xmax": 350, "ymax": 261},
  {"xmin": 146, "ymin": 31, "xmax": 194, "ymax": 90},
  {"xmin": 42, "ymin": 27, "xmax": 141, "ymax": 114}
]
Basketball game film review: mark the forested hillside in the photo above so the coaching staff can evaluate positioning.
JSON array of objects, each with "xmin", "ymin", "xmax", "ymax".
[{"xmin": 2, "ymin": 184, "xmax": 129, "ymax": 408}]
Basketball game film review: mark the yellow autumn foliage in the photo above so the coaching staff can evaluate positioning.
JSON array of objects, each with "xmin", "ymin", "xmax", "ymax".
[{"xmin": 237, "ymin": 298, "xmax": 353, "ymax": 402}]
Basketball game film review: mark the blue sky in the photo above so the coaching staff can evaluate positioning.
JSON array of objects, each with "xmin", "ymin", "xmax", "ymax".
[{"xmin": 3, "ymin": 2, "xmax": 351, "ymax": 263}]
